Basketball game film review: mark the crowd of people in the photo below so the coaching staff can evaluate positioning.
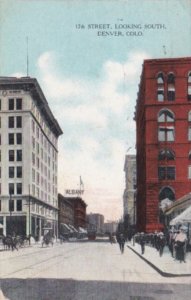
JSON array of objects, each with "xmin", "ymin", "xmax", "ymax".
[{"xmin": 133, "ymin": 227, "xmax": 188, "ymax": 262}]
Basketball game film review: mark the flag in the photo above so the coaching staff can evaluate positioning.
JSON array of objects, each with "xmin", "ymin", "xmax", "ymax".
[{"xmin": 80, "ymin": 176, "xmax": 84, "ymax": 189}]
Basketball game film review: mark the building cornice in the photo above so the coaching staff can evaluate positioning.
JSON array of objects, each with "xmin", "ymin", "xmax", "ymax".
[{"xmin": 0, "ymin": 76, "xmax": 63, "ymax": 137}]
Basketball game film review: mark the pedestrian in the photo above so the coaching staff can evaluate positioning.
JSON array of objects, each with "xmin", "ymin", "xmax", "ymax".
[
  {"xmin": 140, "ymin": 232, "xmax": 145, "ymax": 255},
  {"xmin": 174, "ymin": 228, "xmax": 187, "ymax": 263},
  {"xmin": 117, "ymin": 233, "xmax": 126, "ymax": 254},
  {"xmin": 158, "ymin": 232, "xmax": 166, "ymax": 257}
]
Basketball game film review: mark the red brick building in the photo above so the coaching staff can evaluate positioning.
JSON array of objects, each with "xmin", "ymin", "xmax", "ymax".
[
  {"xmin": 135, "ymin": 57, "xmax": 191, "ymax": 232},
  {"xmin": 68, "ymin": 197, "xmax": 87, "ymax": 229}
]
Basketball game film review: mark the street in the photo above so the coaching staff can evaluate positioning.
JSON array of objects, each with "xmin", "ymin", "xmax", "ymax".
[{"xmin": 0, "ymin": 239, "xmax": 191, "ymax": 300}]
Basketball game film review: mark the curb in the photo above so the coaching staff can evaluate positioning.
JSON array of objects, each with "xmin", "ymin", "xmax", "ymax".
[{"xmin": 127, "ymin": 245, "xmax": 191, "ymax": 277}]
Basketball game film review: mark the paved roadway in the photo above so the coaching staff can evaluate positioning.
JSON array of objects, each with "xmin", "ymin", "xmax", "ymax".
[{"xmin": 0, "ymin": 239, "xmax": 191, "ymax": 300}]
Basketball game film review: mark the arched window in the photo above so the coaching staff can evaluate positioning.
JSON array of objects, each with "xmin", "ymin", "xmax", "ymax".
[
  {"xmin": 158, "ymin": 109, "xmax": 175, "ymax": 122},
  {"xmin": 188, "ymin": 71, "xmax": 191, "ymax": 100},
  {"xmin": 157, "ymin": 72, "xmax": 164, "ymax": 84},
  {"xmin": 157, "ymin": 72, "xmax": 164, "ymax": 101},
  {"xmin": 159, "ymin": 186, "xmax": 175, "ymax": 201},
  {"xmin": 167, "ymin": 73, "xmax": 175, "ymax": 101},
  {"xmin": 158, "ymin": 149, "xmax": 175, "ymax": 160}
]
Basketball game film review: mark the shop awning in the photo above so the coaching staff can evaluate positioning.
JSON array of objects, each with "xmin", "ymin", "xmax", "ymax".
[
  {"xmin": 68, "ymin": 225, "xmax": 78, "ymax": 232},
  {"xmin": 61, "ymin": 223, "xmax": 73, "ymax": 232},
  {"xmin": 170, "ymin": 205, "xmax": 191, "ymax": 225},
  {"xmin": 78, "ymin": 227, "xmax": 87, "ymax": 233}
]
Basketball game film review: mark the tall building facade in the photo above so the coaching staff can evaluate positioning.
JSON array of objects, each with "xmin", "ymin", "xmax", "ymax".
[
  {"xmin": 135, "ymin": 57, "xmax": 191, "ymax": 232},
  {"xmin": 123, "ymin": 154, "xmax": 136, "ymax": 226},
  {"xmin": 0, "ymin": 77, "xmax": 63, "ymax": 237}
]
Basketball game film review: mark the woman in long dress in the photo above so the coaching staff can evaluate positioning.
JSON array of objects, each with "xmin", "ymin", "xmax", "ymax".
[{"xmin": 174, "ymin": 228, "xmax": 187, "ymax": 262}]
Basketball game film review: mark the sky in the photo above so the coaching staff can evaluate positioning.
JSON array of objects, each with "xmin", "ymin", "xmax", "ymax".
[{"xmin": 0, "ymin": 0, "xmax": 191, "ymax": 221}]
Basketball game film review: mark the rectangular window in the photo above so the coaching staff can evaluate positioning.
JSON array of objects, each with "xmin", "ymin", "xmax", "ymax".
[
  {"xmin": 16, "ymin": 116, "xmax": 22, "ymax": 128},
  {"xmin": 188, "ymin": 127, "xmax": 191, "ymax": 141},
  {"xmin": 167, "ymin": 167, "xmax": 175, "ymax": 180},
  {"xmin": 158, "ymin": 167, "xmax": 166, "ymax": 180},
  {"xmin": 9, "ymin": 98, "xmax": 14, "ymax": 110},
  {"xmin": 17, "ymin": 167, "xmax": 22, "ymax": 178},
  {"xmin": 8, "ymin": 116, "xmax": 14, "ymax": 128},
  {"xmin": 16, "ymin": 98, "xmax": 22, "ymax": 110},
  {"xmin": 32, "ymin": 136, "xmax": 35, "ymax": 150},
  {"xmin": 17, "ymin": 150, "xmax": 22, "ymax": 161},
  {"xmin": 0, "ymin": 199, "xmax": 1, "ymax": 211},
  {"xmin": 32, "ymin": 169, "xmax": 35, "ymax": 182},
  {"xmin": 16, "ymin": 133, "xmax": 22, "ymax": 144},
  {"xmin": 16, "ymin": 183, "xmax": 22, "ymax": 195},
  {"xmin": 0, "ymin": 150, "xmax": 1, "ymax": 162},
  {"xmin": 32, "ymin": 120, "xmax": 35, "ymax": 133},
  {"xmin": 16, "ymin": 199, "xmax": 22, "ymax": 211},
  {"xmin": 188, "ymin": 166, "xmax": 191, "ymax": 179},
  {"xmin": 167, "ymin": 90, "xmax": 175, "ymax": 101},
  {"xmin": 9, "ymin": 199, "xmax": 14, "ymax": 212},
  {"xmin": 9, "ymin": 150, "xmax": 14, "ymax": 161},
  {"xmin": 167, "ymin": 128, "xmax": 175, "ymax": 141},
  {"xmin": 188, "ymin": 86, "xmax": 191, "ymax": 100},
  {"xmin": 0, "ymin": 117, "xmax": 1, "ymax": 128},
  {"xmin": 9, "ymin": 133, "xmax": 14, "ymax": 145},
  {"xmin": 0, "ymin": 99, "xmax": 1, "ymax": 111},
  {"xmin": 9, "ymin": 167, "xmax": 14, "ymax": 178},
  {"xmin": 158, "ymin": 127, "xmax": 175, "ymax": 142},
  {"xmin": 9, "ymin": 183, "xmax": 14, "ymax": 195},
  {"xmin": 157, "ymin": 89, "xmax": 164, "ymax": 102},
  {"xmin": 158, "ymin": 128, "xmax": 165, "ymax": 141},
  {"xmin": 32, "ymin": 153, "xmax": 35, "ymax": 165},
  {"xmin": 158, "ymin": 166, "xmax": 175, "ymax": 180},
  {"xmin": 37, "ymin": 157, "xmax": 40, "ymax": 169}
]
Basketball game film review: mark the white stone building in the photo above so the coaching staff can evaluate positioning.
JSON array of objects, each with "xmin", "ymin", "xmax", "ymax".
[
  {"xmin": 123, "ymin": 154, "xmax": 136, "ymax": 226},
  {"xmin": 0, "ymin": 77, "xmax": 63, "ymax": 237}
]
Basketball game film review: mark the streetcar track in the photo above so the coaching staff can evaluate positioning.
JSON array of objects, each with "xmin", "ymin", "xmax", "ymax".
[
  {"xmin": 0, "ymin": 242, "xmax": 81, "ymax": 261},
  {"xmin": 0, "ymin": 244, "xmax": 89, "ymax": 277}
]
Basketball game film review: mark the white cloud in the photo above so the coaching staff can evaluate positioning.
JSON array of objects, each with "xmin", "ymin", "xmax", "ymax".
[{"xmin": 36, "ymin": 50, "xmax": 149, "ymax": 220}]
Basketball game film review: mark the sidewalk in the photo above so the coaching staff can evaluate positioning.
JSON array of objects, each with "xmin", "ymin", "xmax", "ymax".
[{"xmin": 127, "ymin": 242, "xmax": 191, "ymax": 277}]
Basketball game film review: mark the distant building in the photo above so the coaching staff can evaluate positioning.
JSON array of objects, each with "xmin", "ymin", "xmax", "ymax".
[
  {"xmin": 104, "ymin": 221, "xmax": 118, "ymax": 234},
  {"xmin": 86, "ymin": 213, "xmax": 104, "ymax": 234},
  {"xmin": 135, "ymin": 57, "xmax": 191, "ymax": 232},
  {"xmin": 123, "ymin": 155, "xmax": 136, "ymax": 227},
  {"xmin": 68, "ymin": 197, "xmax": 87, "ymax": 229},
  {"xmin": 0, "ymin": 77, "xmax": 63, "ymax": 237},
  {"xmin": 58, "ymin": 194, "xmax": 74, "ymax": 235}
]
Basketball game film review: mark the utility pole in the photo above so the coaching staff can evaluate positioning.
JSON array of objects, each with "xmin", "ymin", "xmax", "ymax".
[
  {"xmin": 28, "ymin": 185, "xmax": 31, "ymax": 245},
  {"xmin": 9, "ymin": 193, "xmax": 12, "ymax": 235}
]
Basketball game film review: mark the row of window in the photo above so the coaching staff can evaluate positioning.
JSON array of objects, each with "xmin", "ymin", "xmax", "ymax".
[
  {"xmin": 9, "ymin": 133, "xmax": 22, "ymax": 145},
  {"xmin": 158, "ymin": 166, "xmax": 175, "ymax": 180},
  {"xmin": 158, "ymin": 149, "xmax": 191, "ymax": 160},
  {"xmin": 8, "ymin": 116, "xmax": 22, "ymax": 128},
  {"xmin": 9, "ymin": 183, "xmax": 22, "ymax": 195},
  {"xmin": 0, "ymin": 198, "xmax": 56, "ymax": 215},
  {"xmin": 0, "ymin": 199, "xmax": 22, "ymax": 212},
  {"xmin": 158, "ymin": 108, "xmax": 191, "ymax": 122},
  {"xmin": 157, "ymin": 72, "xmax": 191, "ymax": 101},
  {"xmin": 9, "ymin": 167, "xmax": 22, "ymax": 178},
  {"xmin": 0, "ymin": 150, "xmax": 22, "ymax": 163}
]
